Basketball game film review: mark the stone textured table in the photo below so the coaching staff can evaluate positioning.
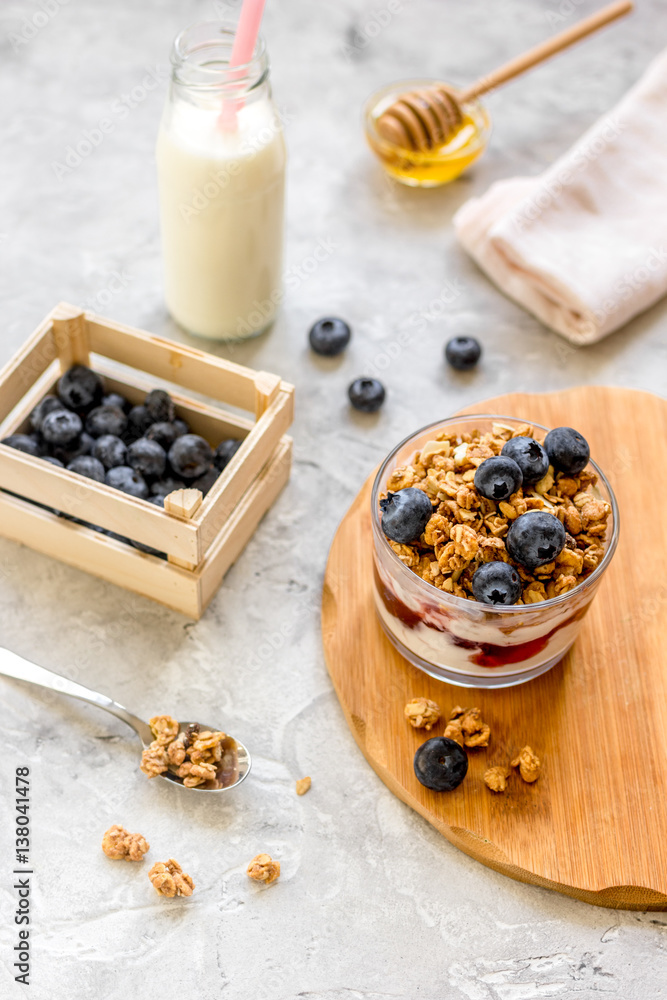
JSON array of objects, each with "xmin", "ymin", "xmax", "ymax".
[{"xmin": 1, "ymin": 1, "xmax": 666, "ymax": 997}]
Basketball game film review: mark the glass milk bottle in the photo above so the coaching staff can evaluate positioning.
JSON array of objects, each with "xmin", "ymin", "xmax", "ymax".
[{"xmin": 157, "ymin": 22, "xmax": 286, "ymax": 340}]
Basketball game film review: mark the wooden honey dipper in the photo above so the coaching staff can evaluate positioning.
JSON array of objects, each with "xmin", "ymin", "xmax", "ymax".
[{"xmin": 377, "ymin": 0, "xmax": 633, "ymax": 152}]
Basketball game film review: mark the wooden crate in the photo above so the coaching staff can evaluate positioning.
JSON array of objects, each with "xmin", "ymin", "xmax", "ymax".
[{"xmin": 0, "ymin": 303, "xmax": 294, "ymax": 618}]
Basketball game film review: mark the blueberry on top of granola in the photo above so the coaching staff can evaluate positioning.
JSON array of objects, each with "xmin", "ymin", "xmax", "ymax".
[
  {"xmin": 472, "ymin": 561, "xmax": 521, "ymax": 605},
  {"xmin": 474, "ymin": 455, "xmax": 523, "ymax": 501},
  {"xmin": 380, "ymin": 487, "xmax": 433, "ymax": 544},
  {"xmin": 507, "ymin": 510, "xmax": 566, "ymax": 571},
  {"xmin": 545, "ymin": 426, "xmax": 590, "ymax": 475},
  {"xmin": 501, "ymin": 436, "xmax": 549, "ymax": 484},
  {"xmin": 380, "ymin": 421, "xmax": 610, "ymax": 605}
]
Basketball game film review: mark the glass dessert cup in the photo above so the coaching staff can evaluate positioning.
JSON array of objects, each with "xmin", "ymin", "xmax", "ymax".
[
  {"xmin": 371, "ymin": 416, "xmax": 619, "ymax": 688},
  {"xmin": 363, "ymin": 80, "xmax": 491, "ymax": 187}
]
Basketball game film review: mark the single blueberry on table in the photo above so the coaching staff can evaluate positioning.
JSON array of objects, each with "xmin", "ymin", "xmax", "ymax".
[
  {"xmin": 127, "ymin": 438, "xmax": 167, "ymax": 479},
  {"xmin": 146, "ymin": 421, "xmax": 180, "ymax": 451},
  {"xmin": 544, "ymin": 426, "xmax": 590, "ymax": 475},
  {"xmin": 348, "ymin": 377, "xmax": 385, "ymax": 413},
  {"xmin": 57, "ymin": 364, "xmax": 104, "ymax": 412},
  {"xmin": 29, "ymin": 395, "xmax": 65, "ymax": 432},
  {"xmin": 413, "ymin": 737, "xmax": 469, "ymax": 791},
  {"xmin": 474, "ymin": 455, "xmax": 523, "ymax": 501},
  {"xmin": 501, "ymin": 436, "xmax": 549, "ymax": 485},
  {"xmin": 507, "ymin": 510, "xmax": 566, "ymax": 571},
  {"xmin": 67, "ymin": 455, "xmax": 106, "ymax": 483},
  {"xmin": 380, "ymin": 487, "xmax": 433, "ymax": 544},
  {"xmin": 105, "ymin": 466, "xmax": 149, "ymax": 500},
  {"xmin": 472, "ymin": 561, "xmax": 522, "ymax": 605},
  {"xmin": 214, "ymin": 438, "xmax": 242, "ymax": 471},
  {"xmin": 85, "ymin": 404, "xmax": 127, "ymax": 439},
  {"xmin": 41, "ymin": 409, "xmax": 83, "ymax": 445},
  {"xmin": 1, "ymin": 434, "xmax": 41, "ymax": 456},
  {"xmin": 168, "ymin": 434, "xmax": 214, "ymax": 478},
  {"xmin": 445, "ymin": 336, "xmax": 482, "ymax": 371},
  {"xmin": 92, "ymin": 434, "xmax": 127, "ymax": 470},
  {"xmin": 308, "ymin": 317, "xmax": 352, "ymax": 356},
  {"xmin": 145, "ymin": 388, "xmax": 176, "ymax": 424}
]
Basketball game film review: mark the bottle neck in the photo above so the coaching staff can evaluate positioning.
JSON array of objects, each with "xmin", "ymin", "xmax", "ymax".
[{"xmin": 170, "ymin": 21, "xmax": 270, "ymax": 110}]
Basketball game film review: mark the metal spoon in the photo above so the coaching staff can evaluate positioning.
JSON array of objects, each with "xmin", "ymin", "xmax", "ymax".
[{"xmin": 0, "ymin": 646, "xmax": 251, "ymax": 793}]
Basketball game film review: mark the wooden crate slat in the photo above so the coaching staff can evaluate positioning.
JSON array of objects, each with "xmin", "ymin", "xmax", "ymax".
[
  {"xmin": 0, "ymin": 315, "xmax": 57, "ymax": 422},
  {"xmin": 254, "ymin": 371, "xmax": 282, "ymax": 415},
  {"xmin": 197, "ymin": 437, "xmax": 292, "ymax": 612},
  {"xmin": 0, "ymin": 447, "xmax": 200, "ymax": 564},
  {"xmin": 194, "ymin": 388, "xmax": 294, "ymax": 551},
  {"xmin": 0, "ymin": 362, "xmax": 62, "ymax": 438},
  {"xmin": 0, "ymin": 490, "xmax": 202, "ymax": 619},
  {"xmin": 52, "ymin": 303, "xmax": 90, "ymax": 370},
  {"xmin": 88, "ymin": 316, "xmax": 274, "ymax": 415},
  {"xmin": 164, "ymin": 488, "xmax": 203, "ymax": 572}
]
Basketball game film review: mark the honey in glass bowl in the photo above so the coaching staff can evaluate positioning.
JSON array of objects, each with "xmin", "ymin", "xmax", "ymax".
[{"xmin": 363, "ymin": 80, "xmax": 491, "ymax": 187}]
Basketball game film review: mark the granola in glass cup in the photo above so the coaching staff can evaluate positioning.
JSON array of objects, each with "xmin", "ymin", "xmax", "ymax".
[{"xmin": 371, "ymin": 415, "xmax": 619, "ymax": 688}]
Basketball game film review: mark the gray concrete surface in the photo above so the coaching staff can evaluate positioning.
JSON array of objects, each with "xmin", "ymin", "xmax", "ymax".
[{"xmin": 0, "ymin": 1, "xmax": 666, "ymax": 997}]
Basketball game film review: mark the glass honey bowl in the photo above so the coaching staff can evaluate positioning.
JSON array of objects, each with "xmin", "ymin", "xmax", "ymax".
[{"xmin": 363, "ymin": 79, "xmax": 491, "ymax": 187}]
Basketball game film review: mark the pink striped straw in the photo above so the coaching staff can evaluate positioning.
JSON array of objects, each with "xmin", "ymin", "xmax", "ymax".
[{"xmin": 219, "ymin": 0, "xmax": 267, "ymax": 129}]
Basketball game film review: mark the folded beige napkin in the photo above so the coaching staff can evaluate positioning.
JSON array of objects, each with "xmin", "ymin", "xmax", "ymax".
[{"xmin": 454, "ymin": 48, "xmax": 667, "ymax": 344}]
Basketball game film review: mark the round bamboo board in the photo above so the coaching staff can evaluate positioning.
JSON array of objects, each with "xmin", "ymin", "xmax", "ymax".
[{"xmin": 322, "ymin": 387, "xmax": 667, "ymax": 909}]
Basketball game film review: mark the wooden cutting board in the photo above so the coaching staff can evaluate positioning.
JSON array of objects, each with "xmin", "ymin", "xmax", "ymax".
[{"xmin": 322, "ymin": 386, "xmax": 667, "ymax": 909}]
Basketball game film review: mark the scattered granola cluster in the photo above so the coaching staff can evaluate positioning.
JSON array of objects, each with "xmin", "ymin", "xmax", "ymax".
[
  {"xmin": 511, "ymin": 745, "xmax": 541, "ymax": 783},
  {"xmin": 296, "ymin": 776, "xmax": 312, "ymax": 796},
  {"xmin": 101, "ymin": 824, "xmax": 150, "ymax": 862},
  {"xmin": 483, "ymin": 766, "xmax": 510, "ymax": 793},
  {"xmin": 484, "ymin": 746, "xmax": 542, "ymax": 793},
  {"xmin": 247, "ymin": 853, "xmax": 281, "ymax": 885},
  {"xmin": 140, "ymin": 715, "xmax": 229, "ymax": 788},
  {"xmin": 148, "ymin": 858, "xmax": 195, "ymax": 897},
  {"xmin": 404, "ymin": 697, "xmax": 441, "ymax": 730},
  {"xmin": 384, "ymin": 423, "xmax": 610, "ymax": 603},
  {"xmin": 405, "ymin": 700, "xmax": 491, "ymax": 747},
  {"xmin": 444, "ymin": 705, "xmax": 491, "ymax": 748}
]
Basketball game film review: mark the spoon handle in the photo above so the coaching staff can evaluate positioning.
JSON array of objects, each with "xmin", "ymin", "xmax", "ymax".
[
  {"xmin": 460, "ymin": 0, "xmax": 633, "ymax": 102},
  {"xmin": 0, "ymin": 646, "xmax": 153, "ymax": 745}
]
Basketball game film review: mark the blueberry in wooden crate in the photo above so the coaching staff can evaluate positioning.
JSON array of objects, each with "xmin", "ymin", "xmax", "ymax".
[{"xmin": 0, "ymin": 303, "xmax": 294, "ymax": 618}]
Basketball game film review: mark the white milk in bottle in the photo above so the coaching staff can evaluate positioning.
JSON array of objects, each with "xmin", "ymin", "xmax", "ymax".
[{"xmin": 157, "ymin": 23, "xmax": 286, "ymax": 340}]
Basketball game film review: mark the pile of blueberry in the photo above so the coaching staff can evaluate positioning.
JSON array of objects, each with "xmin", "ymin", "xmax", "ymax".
[
  {"xmin": 381, "ymin": 425, "xmax": 592, "ymax": 606},
  {"xmin": 1, "ymin": 364, "xmax": 242, "ymax": 538}
]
